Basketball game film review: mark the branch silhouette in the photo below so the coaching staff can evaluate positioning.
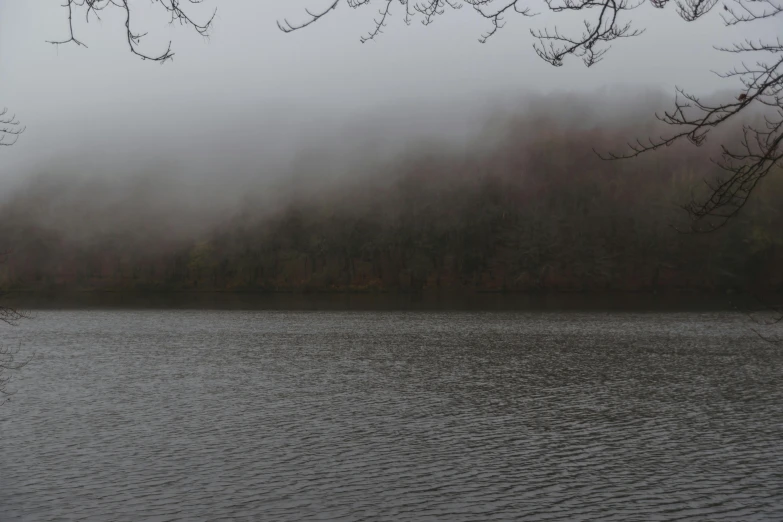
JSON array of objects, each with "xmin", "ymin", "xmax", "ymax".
[
  {"xmin": 48, "ymin": 0, "xmax": 216, "ymax": 63},
  {"xmin": 279, "ymin": 0, "xmax": 783, "ymax": 231},
  {"xmin": 0, "ymin": 108, "xmax": 25, "ymax": 147}
]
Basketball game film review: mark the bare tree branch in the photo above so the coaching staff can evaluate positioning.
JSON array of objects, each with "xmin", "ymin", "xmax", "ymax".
[
  {"xmin": 277, "ymin": 1, "xmax": 782, "ymax": 230},
  {"xmin": 49, "ymin": 0, "xmax": 217, "ymax": 62},
  {"xmin": 676, "ymin": 0, "xmax": 718, "ymax": 22},
  {"xmin": 468, "ymin": 1, "xmax": 537, "ymax": 44},
  {"xmin": 0, "ymin": 108, "xmax": 25, "ymax": 147},
  {"xmin": 721, "ymin": 0, "xmax": 783, "ymax": 25},
  {"xmin": 601, "ymin": 54, "xmax": 783, "ymax": 231},
  {"xmin": 277, "ymin": 0, "xmax": 341, "ymax": 33},
  {"xmin": 39, "ymin": 0, "xmax": 783, "ymax": 232},
  {"xmin": 361, "ymin": 0, "xmax": 395, "ymax": 43},
  {"xmin": 532, "ymin": 0, "xmax": 646, "ymax": 67}
]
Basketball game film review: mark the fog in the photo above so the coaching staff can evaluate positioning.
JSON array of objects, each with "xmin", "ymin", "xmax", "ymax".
[
  {"xmin": 0, "ymin": 2, "xmax": 781, "ymax": 294},
  {"xmin": 0, "ymin": 88, "xmax": 682, "ymax": 244},
  {"xmin": 1, "ymin": 87, "xmax": 780, "ymax": 295},
  {"xmin": 1, "ymin": 0, "xmax": 773, "ymax": 178}
]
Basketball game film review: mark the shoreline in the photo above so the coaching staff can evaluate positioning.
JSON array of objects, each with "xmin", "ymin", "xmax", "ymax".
[{"xmin": 0, "ymin": 289, "xmax": 751, "ymax": 311}]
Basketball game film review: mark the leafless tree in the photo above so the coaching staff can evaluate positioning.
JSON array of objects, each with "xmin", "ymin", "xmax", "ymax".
[{"xmin": 278, "ymin": 0, "xmax": 783, "ymax": 231}]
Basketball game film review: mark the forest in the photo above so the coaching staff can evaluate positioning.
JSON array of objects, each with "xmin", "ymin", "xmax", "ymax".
[{"xmin": 1, "ymin": 100, "xmax": 781, "ymax": 296}]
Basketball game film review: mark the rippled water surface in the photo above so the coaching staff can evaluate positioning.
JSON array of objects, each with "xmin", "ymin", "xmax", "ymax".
[{"xmin": 1, "ymin": 310, "xmax": 782, "ymax": 521}]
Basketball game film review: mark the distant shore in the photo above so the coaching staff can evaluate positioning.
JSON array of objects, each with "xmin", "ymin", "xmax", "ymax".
[{"xmin": 0, "ymin": 289, "xmax": 746, "ymax": 311}]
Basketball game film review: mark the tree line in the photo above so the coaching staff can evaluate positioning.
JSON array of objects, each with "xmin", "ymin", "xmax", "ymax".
[{"xmin": 1, "ymin": 115, "xmax": 780, "ymax": 295}]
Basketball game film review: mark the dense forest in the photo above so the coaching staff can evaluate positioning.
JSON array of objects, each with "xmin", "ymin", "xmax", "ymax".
[{"xmin": 1, "ymin": 103, "xmax": 781, "ymax": 296}]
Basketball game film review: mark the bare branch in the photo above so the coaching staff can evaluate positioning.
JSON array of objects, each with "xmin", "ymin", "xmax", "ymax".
[
  {"xmin": 361, "ymin": 0, "xmax": 395, "ymax": 43},
  {"xmin": 600, "ymin": 51, "xmax": 783, "ymax": 231},
  {"xmin": 467, "ymin": 1, "xmax": 537, "ymax": 44},
  {"xmin": 276, "ymin": 1, "xmax": 781, "ymax": 229},
  {"xmin": 49, "ymin": 0, "xmax": 217, "ymax": 62},
  {"xmin": 277, "ymin": 0, "xmax": 341, "ymax": 33},
  {"xmin": 532, "ymin": 0, "xmax": 645, "ymax": 67},
  {"xmin": 675, "ymin": 0, "xmax": 719, "ymax": 22},
  {"xmin": 0, "ymin": 108, "xmax": 25, "ymax": 147},
  {"xmin": 43, "ymin": 0, "xmax": 783, "ymax": 231},
  {"xmin": 721, "ymin": 0, "xmax": 783, "ymax": 25}
]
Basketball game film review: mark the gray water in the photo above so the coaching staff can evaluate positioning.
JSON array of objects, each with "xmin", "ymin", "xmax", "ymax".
[{"xmin": 1, "ymin": 310, "xmax": 782, "ymax": 521}]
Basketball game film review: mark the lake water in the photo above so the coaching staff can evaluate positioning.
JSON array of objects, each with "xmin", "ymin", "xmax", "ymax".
[{"xmin": 1, "ymin": 309, "xmax": 782, "ymax": 521}]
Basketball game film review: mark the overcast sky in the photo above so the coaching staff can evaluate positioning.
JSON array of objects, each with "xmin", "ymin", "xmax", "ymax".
[{"xmin": 0, "ymin": 1, "xmax": 774, "ymax": 182}]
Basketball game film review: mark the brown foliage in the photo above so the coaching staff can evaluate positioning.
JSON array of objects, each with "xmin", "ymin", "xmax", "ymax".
[{"xmin": 0, "ymin": 107, "xmax": 780, "ymax": 296}]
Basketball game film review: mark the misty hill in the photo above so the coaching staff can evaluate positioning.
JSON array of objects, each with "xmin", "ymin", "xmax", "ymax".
[{"xmin": 1, "ymin": 98, "xmax": 781, "ymax": 296}]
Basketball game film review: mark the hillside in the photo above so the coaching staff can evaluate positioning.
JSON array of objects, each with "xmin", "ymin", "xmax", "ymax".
[{"xmin": 1, "ymin": 110, "xmax": 781, "ymax": 295}]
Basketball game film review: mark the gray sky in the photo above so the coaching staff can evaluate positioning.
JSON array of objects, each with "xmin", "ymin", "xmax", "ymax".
[{"xmin": 0, "ymin": 1, "xmax": 773, "ymax": 182}]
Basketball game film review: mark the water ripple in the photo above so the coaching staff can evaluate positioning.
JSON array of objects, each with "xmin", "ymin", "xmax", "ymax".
[{"xmin": 1, "ymin": 310, "xmax": 781, "ymax": 521}]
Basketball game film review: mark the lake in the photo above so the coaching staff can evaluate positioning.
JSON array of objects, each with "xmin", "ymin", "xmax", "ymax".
[{"xmin": 1, "ymin": 308, "xmax": 782, "ymax": 521}]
